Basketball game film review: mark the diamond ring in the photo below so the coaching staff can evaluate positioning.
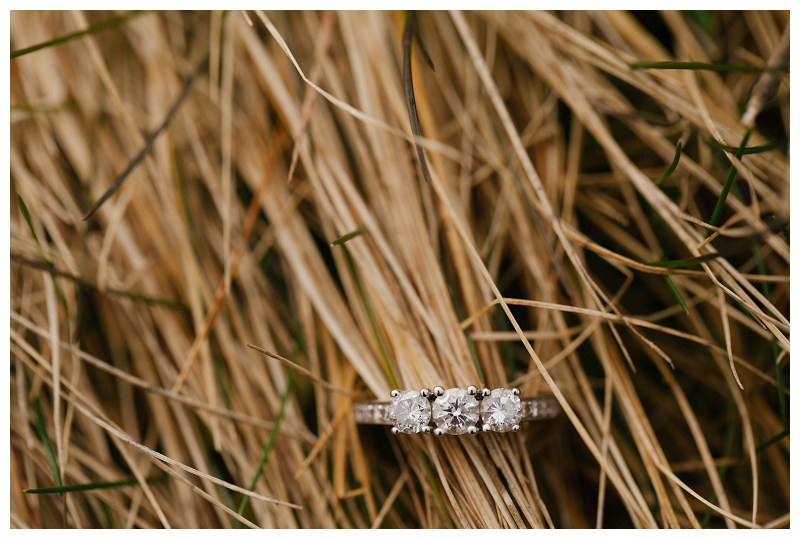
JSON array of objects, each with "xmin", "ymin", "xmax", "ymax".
[{"xmin": 353, "ymin": 386, "xmax": 560, "ymax": 436}]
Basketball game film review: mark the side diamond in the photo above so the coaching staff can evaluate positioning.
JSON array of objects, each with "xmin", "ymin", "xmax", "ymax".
[
  {"xmin": 388, "ymin": 390, "xmax": 431, "ymax": 433},
  {"xmin": 480, "ymin": 388, "xmax": 521, "ymax": 432}
]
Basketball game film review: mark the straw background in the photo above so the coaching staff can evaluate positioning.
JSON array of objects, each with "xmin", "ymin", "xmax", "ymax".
[{"xmin": 10, "ymin": 10, "xmax": 789, "ymax": 528}]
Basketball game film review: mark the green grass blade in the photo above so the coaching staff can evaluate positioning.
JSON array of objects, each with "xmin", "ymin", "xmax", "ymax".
[
  {"xmin": 655, "ymin": 140, "xmax": 682, "ymax": 186},
  {"xmin": 17, "ymin": 197, "xmax": 72, "ymax": 317},
  {"xmin": 707, "ymin": 138, "xmax": 787, "ymax": 155},
  {"xmin": 11, "ymin": 11, "xmax": 144, "ymax": 59},
  {"xmin": 343, "ymin": 248, "xmax": 398, "ymax": 389},
  {"xmin": 688, "ymin": 11, "xmax": 715, "ymax": 35},
  {"xmin": 707, "ymin": 128, "xmax": 753, "ymax": 234},
  {"xmin": 11, "ymin": 102, "xmax": 76, "ymax": 115},
  {"xmin": 101, "ymin": 500, "xmax": 114, "ymax": 528},
  {"xmin": 495, "ymin": 304, "xmax": 516, "ymax": 380},
  {"xmin": 238, "ymin": 369, "xmax": 295, "ymax": 516},
  {"xmin": 17, "ymin": 196, "xmax": 41, "ymax": 247},
  {"xmin": 630, "ymin": 61, "xmax": 787, "ymax": 74},
  {"xmin": 647, "ymin": 222, "xmax": 784, "ymax": 270},
  {"xmin": 211, "ymin": 348, "xmax": 233, "ymax": 410},
  {"xmin": 647, "ymin": 479, "xmax": 660, "ymax": 523},
  {"xmin": 462, "ymin": 329, "xmax": 485, "ymax": 386},
  {"xmin": 25, "ymin": 476, "xmax": 163, "ymax": 495},
  {"xmin": 445, "ymin": 281, "xmax": 484, "ymax": 384},
  {"xmin": 330, "ymin": 225, "xmax": 368, "ymax": 246},
  {"xmin": 756, "ymin": 427, "xmax": 789, "ymax": 453},
  {"xmin": 11, "ymin": 253, "xmax": 188, "ymax": 311},
  {"xmin": 30, "ymin": 385, "xmax": 62, "ymax": 489},
  {"xmin": 415, "ymin": 447, "xmax": 453, "ymax": 528},
  {"xmin": 663, "ymin": 275, "xmax": 689, "ymax": 314}
]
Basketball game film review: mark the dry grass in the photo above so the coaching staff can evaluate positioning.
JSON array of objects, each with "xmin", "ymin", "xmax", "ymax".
[{"xmin": 9, "ymin": 10, "xmax": 789, "ymax": 529}]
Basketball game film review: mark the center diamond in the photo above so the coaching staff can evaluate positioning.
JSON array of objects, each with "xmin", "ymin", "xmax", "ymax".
[
  {"xmin": 480, "ymin": 388, "xmax": 521, "ymax": 432},
  {"xmin": 432, "ymin": 388, "xmax": 480, "ymax": 435},
  {"xmin": 388, "ymin": 390, "xmax": 431, "ymax": 433}
]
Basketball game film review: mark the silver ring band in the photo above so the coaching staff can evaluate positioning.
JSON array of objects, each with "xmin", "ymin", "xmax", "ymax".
[{"xmin": 353, "ymin": 386, "xmax": 560, "ymax": 436}]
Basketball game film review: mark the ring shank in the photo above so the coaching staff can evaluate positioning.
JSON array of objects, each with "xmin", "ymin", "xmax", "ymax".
[{"xmin": 353, "ymin": 396, "xmax": 560, "ymax": 425}]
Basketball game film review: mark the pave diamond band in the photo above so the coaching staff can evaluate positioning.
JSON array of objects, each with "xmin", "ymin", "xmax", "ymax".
[{"xmin": 353, "ymin": 386, "xmax": 560, "ymax": 436}]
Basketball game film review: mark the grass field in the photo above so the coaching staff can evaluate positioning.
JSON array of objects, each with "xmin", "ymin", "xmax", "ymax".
[{"xmin": 9, "ymin": 10, "xmax": 789, "ymax": 528}]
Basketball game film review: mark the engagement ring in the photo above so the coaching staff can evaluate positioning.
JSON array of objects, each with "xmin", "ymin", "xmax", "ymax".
[{"xmin": 353, "ymin": 386, "xmax": 560, "ymax": 436}]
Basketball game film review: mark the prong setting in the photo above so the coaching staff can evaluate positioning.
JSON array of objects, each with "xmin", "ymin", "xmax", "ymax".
[
  {"xmin": 512, "ymin": 424, "xmax": 520, "ymax": 432},
  {"xmin": 432, "ymin": 386, "xmax": 445, "ymax": 398},
  {"xmin": 391, "ymin": 427, "xmax": 400, "ymax": 435},
  {"xmin": 467, "ymin": 385, "xmax": 478, "ymax": 396},
  {"xmin": 390, "ymin": 389, "xmax": 400, "ymax": 398},
  {"xmin": 419, "ymin": 388, "xmax": 430, "ymax": 399},
  {"xmin": 511, "ymin": 388, "xmax": 520, "ymax": 396},
  {"xmin": 480, "ymin": 388, "xmax": 522, "ymax": 432},
  {"xmin": 480, "ymin": 388, "xmax": 491, "ymax": 398},
  {"xmin": 420, "ymin": 425, "xmax": 431, "ymax": 434},
  {"xmin": 467, "ymin": 426, "xmax": 478, "ymax": 436},
  {"xmin": 433, "ymin": 428, "xmax": 445, "ymax": 437},
  {"xmin": 388, "ymin": 390, "xmax": 431, "ymax": 433}
]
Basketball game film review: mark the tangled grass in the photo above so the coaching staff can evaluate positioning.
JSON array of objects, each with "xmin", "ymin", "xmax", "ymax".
[{"xmin": 9, "ymin": 10, "xmax": 789, "ymax": 528}]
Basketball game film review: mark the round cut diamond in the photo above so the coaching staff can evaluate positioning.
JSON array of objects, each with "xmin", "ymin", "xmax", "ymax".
[
  {"xmin": 388, "ymin": 390, "xmax": 431, "ymax": 433},
  {"xmin": 432, "ymin": 388, "xmax": 480, "ymax": 435},
  {"xmin": 480, "ymin": 389, "xmax": 521, "ymax": 432}
]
